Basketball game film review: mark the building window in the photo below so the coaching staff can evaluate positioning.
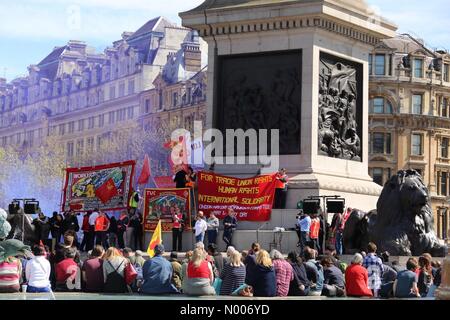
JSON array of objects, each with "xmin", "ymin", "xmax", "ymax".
[
  {"xmin": 119, "ymin": 82, "xmax": 125, "ymax": 97},
  {"xmin": 173, "ymin": 92, "xmax": 178, "ymax": 107},
  {"xmin": 369, "ymin": 54, "xmax": 373, "ymax": 75},
  {"xmin": 444, "ymin": 63, "xmax": 450, "ymax": 82},
  {"xmin": 88, "ymin": 117, "xmax": 95, "ymax": 129},
  {"xmin": 411, "ymin": 134, "xmax": 423, "ymax": 156},
  {"xmin": 372, "ymin": 168, "xmax": 384, "ymax": 186},
  {"xmin": 97, "ymin": 136, "xmax": 103, "ymax": 150},
  {"xmin": 442, "ymin": 97, "xmax": 448, "ymax": 117},
  {"xmin": 99, "ymin": 114, "xmax": 104, "ymax": 127},
  {"xmin": 68, "ymin": 121, "xmax": 74, "ymax": 134},
  {"xmin": 159, "ymin": 90, "xmax": 163, "ymax": 109},
  {"xmin": 375, "ymin": 54, "xmax": 385, "ymax": 76},
  {"xmin": 127, "ymin": 107, "xmax": 134, "ymax": 119},
  {"xmin": 16, "ymin": 133, "xmax": 21, "ymax": 144},
  {"xmin": 372, "ymin": 97, "xmax": 393, "ymax": 114},
  {"xmin": 78, "ymin": 119, "xmax": 84, "ymax": 132},
  {"xmin": 145, "ymin": 99, "xmax": 151, "ymax": 113},
  {"xmin": 76, "ymin": 139, "xmax": 84, "ymax": 156},
  {"xmin": 412, "ymin": 94, "xmax": 423, "ymax": 114},
  {"xmin": 371, "ymin": 132, "xmax": 391, "ymax": 154},
  {"xmin": 442, "ymin": 138, "xmax": 449, "ymax": 158},
  {"xmin": 67, "ymin": 141, "xmax": 74, "ymax": 157},
  {"xmin": 87, "ymin": 137, "xmax": 94, "ymax": 153},
  {"xmin": 109, "ymin": 86, "xmax": 116, "ymax": 100},
  {"xmin": 441, "ymin": 172, "xmax": 448, "ymax": 196},
  {"xmin": 58, "ymin": 124, "xmax": 65, "ymax": 136},
  {"xmin": 109, "ymin": 111, "xmax": 115, "ymax": 124},
  {"xmin": 414, "ymin": 58, "xmax": 423, "ymax": 78},
  {"xmin": 128, "ymin": 80, "xmax": 135, "ymax": 95}
]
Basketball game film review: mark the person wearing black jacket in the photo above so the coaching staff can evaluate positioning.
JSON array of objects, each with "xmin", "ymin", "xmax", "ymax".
[
  {"xmin": 62, "ymin": 212, "xmax": 80, "ymax": 248},
  {"xmin": 287, "ymin": 251, "xmax": 311, "ymax": 296},
  {"xmin": 173, "ymin": 166, "xmax": 187, "ymax": 188},
  {"xmin": 222, "ymin": 208, "xmax": 237, "ymax": 249},
  {"xmin": 49, "ymin": 212, "xmax": 63, "ymax": 250},
  {"xmin": 117, "ymin": 211, "xmax": 129, "ymax": 249},
  {"xmin": 130, "ymin": 212, "xmax": 143, "ymax": 251}
]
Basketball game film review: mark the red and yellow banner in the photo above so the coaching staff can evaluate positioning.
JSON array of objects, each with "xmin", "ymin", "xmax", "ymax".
[
  {"xmin": 62, "ymin": 161, "xmax": 135, "ymax": 212},
  {"xmin": 197, "ymin": 171, "xmax": 277, "ymax": 221},
  {"xmin": 143, "ymin": 188, "xmax": 192, "ymax": 232}
]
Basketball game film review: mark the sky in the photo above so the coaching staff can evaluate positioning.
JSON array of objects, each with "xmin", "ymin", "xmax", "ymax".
[{"xmin": 0, "ymin": 0, "xmax": 449, "ymax": 81}]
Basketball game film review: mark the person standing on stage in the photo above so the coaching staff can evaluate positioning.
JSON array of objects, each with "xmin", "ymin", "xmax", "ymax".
[
  {"xmin": 223, "ymin": 208, "xmax": 237, "ymax": 249},
  {"xmin": 172, "ymin": 207, "xmax": 184, "ymax": 252},
  {"xmin": 274, "ymin": 168, "xmax": 289, "ymax": 209},
  {"xmin": 194, "ymin": 211, "xmax": 208, "ymax": 244},
  {"xmin": 173, "ymin": 165, "xmax": 188, "ymax": 189},
  {"xmin": 206, "ymin": 212, "xmax": 219, "ymax": 245},
  {"xmin": 87, "ymin": 209, "xmax": 99, "ymax": 251}
]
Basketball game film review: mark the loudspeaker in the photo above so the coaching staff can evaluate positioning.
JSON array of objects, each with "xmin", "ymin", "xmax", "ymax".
[
  {"xmin": 303, "ymin": 199, "xmax": 320, "ymax": 215},
  {"xmin": 326, "ymin": 200, "xmax": 345, "ymax": 213},
  {"xmin": 24, "ymin": 202, "xmax": 39, "ymax": 215},
  {"xmin": 8, "ymin": 203, "xmax": 20, "ymax": 214}
]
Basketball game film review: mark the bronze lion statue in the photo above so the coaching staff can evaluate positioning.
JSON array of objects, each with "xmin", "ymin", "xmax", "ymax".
[{"xmin": 344, "ymin": 170, "xmax": 447, "ymax": 257}]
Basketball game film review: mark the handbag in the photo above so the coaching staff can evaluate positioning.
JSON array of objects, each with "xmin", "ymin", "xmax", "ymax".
[
  {"xmin": 213, "ymin": 278, "xmax": 222, "ymax": 295},
  {"xmin": 124, "ymin": 262, "xmax": 138, "ymax": 285}
]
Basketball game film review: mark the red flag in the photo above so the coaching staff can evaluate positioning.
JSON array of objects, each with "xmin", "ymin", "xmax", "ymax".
[
  {"xmin": 138, "ymin": 154, "xmax": 151, "ymax": 185},
  {"xmin": 95, "ymin": 178, "xmax": 118, "ymax": 204}
]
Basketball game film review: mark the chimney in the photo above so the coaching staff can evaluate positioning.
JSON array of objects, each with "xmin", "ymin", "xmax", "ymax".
[{"xmin": 182, "ymin": 42, "xmax": 201, "ymax": 72}]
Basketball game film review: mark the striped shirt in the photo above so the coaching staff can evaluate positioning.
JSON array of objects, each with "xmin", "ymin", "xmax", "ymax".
[
  {"xmin": 220, "ymin": 263, "xmax": 246, "ymax": 295},
  {"xmin": 0, "ymin": 260, "xmax": 21, "ymax": 293},
  {"xmin": 273, "ymin": 259, "xmax": 294, "ymax": 297}
]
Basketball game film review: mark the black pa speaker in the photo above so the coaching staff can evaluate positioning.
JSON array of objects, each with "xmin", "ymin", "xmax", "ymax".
[
  {"xmin": 24, "ymin": 201, "xmax": 39, "ymax": 214},
  {"xmin": 8, "ymin": 202, "xmax": 20, "ymax": 214},
  {"xmin": 302, "ymin": 199, "xmax": 320, "ymax": 215},
  {"xmin": 326, "ymin": 199, "xmax": 345, "ymax": 214}
]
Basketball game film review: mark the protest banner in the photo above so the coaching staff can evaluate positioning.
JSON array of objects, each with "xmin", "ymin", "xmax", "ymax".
[
  {"xmin": 61, "ymin": 161, "xmax": 135, "ymax": 212},
  {"xmin": 197, "ymin": 171, "xmax": 277, "ymax": 221},
  {"xmin": 143, "ymin": 188, "xmax": 192, "ymax": 232}
]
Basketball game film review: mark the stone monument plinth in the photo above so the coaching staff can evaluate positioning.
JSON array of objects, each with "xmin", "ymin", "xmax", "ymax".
[{"xmin": 180, "ymin": 0, "xmax": 397, "ymax": 211}]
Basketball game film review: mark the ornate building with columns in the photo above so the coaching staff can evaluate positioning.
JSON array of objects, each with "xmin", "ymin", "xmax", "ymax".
[
  {"xmin": 368, "ymin": 34, "xmax": 450, "ymax": 240},
  {"xmin": 0, "ymin": 17, "xmax": 206, "ymax": 167}
]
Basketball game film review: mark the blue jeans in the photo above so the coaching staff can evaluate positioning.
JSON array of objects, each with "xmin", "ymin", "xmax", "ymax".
[
  {"xmin": 27, "ymin": 285, "xmax": 52, "ymax": 293},
  {"xmin": 195, "ymin": 233, "xmax": 205, "ymax": 243},
  {"xmin": 335, "ymin": 231, "xmax": 343, "ymax": 255},
  {"xmin": 207, "ymin": 230, "xmax": 217, "ymax": 245}
]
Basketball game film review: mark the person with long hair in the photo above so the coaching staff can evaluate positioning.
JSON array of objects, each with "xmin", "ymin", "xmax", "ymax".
[
  {"xmin": 220, "ymin": 250, "xmax": 246, "ymax": 295},
  {"xmin": 251, "ymin": 250, "xmax": 276, "ymax": 297},
  {"xmin": 25, "ymin": 245, "xmax": 52, "ymax": 293},
  {"xmin": 0, "ymin": 254, "xmax": 22, "ymax": 293},
  {"xmin": 183, "ymin": 248, "xmax": 215, "ymax": 296},
  {"xmin": 418, "ymin": 254, "xmax": 434, "ymax": 297},
  {"xmin": 102, "ymin": 247, "xmax": 128, "ymax": 293}
]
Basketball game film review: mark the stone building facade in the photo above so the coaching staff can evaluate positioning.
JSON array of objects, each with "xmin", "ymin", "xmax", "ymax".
[
  {"xmin": 368, "ymin": 34, "xmax": 450, "ymax": 240},
  {"xmin": 0, "ymin": 17, "xmax": 206, "ymax": 167}
]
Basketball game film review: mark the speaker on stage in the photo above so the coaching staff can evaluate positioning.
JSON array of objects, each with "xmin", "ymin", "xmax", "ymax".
[
  {"xmin": 326, "ymin": 199, "xmax": 345, "ymax": 213},
  {"xmin": 24, "ymin": 201, "xmax": 39, "ymax": 215},
  {"xmin": 303, "ymin": 199, "xmax": 320, "ymax": 215},
  {"xmin": 8, "ymin": 202, "xmax": 20, "ymax": 215}
]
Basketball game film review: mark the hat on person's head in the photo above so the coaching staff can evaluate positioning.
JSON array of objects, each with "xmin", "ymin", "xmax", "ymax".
[{"xmin": 154, "ymin": 244, "xmax": 164, "ymax": 255}]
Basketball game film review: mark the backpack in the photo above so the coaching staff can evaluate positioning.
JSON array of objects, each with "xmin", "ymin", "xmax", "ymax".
[{"xmin": 104, "ymin": 260, "xmax": 128, "ymax": 293}]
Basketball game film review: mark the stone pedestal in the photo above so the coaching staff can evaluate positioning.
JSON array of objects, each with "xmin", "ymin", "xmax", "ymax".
[{"xmin": 180, "ymin": 0, "xmax": 397, "ymax": 212}]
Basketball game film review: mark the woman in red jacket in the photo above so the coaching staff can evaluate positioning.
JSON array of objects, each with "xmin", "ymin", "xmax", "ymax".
[{"xmin": 345, "ymin": 253, "xmax": 373, "ymax": 297}]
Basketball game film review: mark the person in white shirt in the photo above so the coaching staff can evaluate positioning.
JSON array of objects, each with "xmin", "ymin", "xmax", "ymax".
[
  {"xmin": 25, "ymin": 245, "xmax": 51, "ymax": 293},
  {"xmin": 194, "ymin": 211, "xmax": 208, "ymax": 244}
]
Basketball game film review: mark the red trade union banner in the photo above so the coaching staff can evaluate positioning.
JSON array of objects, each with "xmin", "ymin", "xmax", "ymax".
[
  {"xmin": 62, "ymin": 161, "xmax": 135, "ymax": 212},
  {"xmin": 197, "ymin": 171, "xmax": 277, "ymax": 221},
  {"xmin": 143, "ymin": 188, "xmax": 192, "ymax": 232}
]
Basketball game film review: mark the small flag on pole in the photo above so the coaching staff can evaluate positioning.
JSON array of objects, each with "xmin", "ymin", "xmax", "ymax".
[
  {"xmin": 138, "ymin": 154, "xmax": 151, "ymax": 185},
  {"xmin": 147, "ymin": 220, "xmax": 162, "ymax": 258}
]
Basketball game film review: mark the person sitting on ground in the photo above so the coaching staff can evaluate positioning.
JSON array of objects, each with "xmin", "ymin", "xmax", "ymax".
[
  {"xmin": 345, "ymin": 253, "xmax": 372, "ymax": 298},
  {"xmin": 220, "ymin": 250, "xmax": 246, "ymax": 296},
  {"xmin": 123, "ymin": 247, "xmax": 145, "ymax": 290},
  {"xmin": 379, "ymin": 251, "xmax": 397, "ymax": 298},
  {"xmin": 303, "ymin": 246, "xmax": 324, "ymax": 296},
  {"xmin": 81, "ymin": 245, "xmax": 104, "ymax": 292},
  {"xmin": 391, "ymin": 260, "xmax": 403, "ymax": 273},
  {"xmin": 244, "ymin": 243, "xmax": 261, "ymax": 285},
  {"xmin": 183, "ymin": 248, "xmax": 215, "ymax": 296},
  {"xmin": 170, "ymin": 252, "xmax": 183, "ymax": 291},
  {"xmin": 418, "ymin": 254, "xmax": 434, "ymax": 297},
  {"xmin": 102, "ymin": 247, "xmax": 128, "ymax": 293},
  {"xmin": 271, "ymin": 249, "xmax": 294, "ymax": 297},
  {"xmin": 394, "ymin": 257, "xmax": 420, "ymax": 298},
  {"xmin": 141, "ymin": 244, "xmax": 178, "ymax": 295},
  {"xmin": 363, "ymin": 242, "xmax": 384, "ymax": 298},
  {"xmin": 321, "ymin": 256, "xmax": 346, "ymax": 297},
  {"xmin": 207, "ymin": 244, "xmax": 224, "ymax": 277},
  {"xmin": 225, "ymin": 246, "xmax": 236, "ymax": 263},
  {"xmin": 251, "ymin": 250, "xmax": 276, "ymax": 297},
  {"xmin": 181, "ymin": 250, "xmax": 194, "ymax": 289},
  {"xmin": 0, "ymin": 252, "xmax": 22, "ymax": 293},
  {"xmin": 25, "ymin": 245, "xmax": 52, "ymax": 293},
  {"xmin": 287, "ymin": 251, "xmax": 310, "ymax": 296},
  {"xmin": 55, "ymin": 247, "xmax": 80, "ymax": 291}
]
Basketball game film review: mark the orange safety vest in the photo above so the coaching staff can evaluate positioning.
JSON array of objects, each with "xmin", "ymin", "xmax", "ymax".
[
  {"xmin": 310, "ymin": 218, "xmax": 320, "ymax": 239},
  {"xmin": 275, "ymin": 174, "xmax": 288, "ymax": 189},
  {"xmin": 95, "ymin": 216, "xmax": 109, "ymax": 232}
]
